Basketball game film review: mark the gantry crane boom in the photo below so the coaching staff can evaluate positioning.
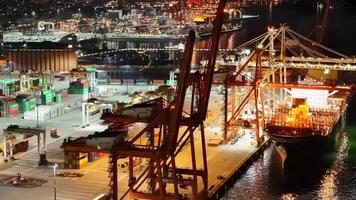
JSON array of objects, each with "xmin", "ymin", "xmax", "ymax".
[
  {"xmin": 200, "ymin": 0, "xmax": 227, "ymax": 120},
  {"xmin": 166, "ymin": 30, "xmax": 195, "ymax": 154},
  {"xmin": 317, "ymin": 0, "xmax": 331, "ymax": 43}
]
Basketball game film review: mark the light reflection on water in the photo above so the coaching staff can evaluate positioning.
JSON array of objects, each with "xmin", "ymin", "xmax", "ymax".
[
  {"xmin": 221, "ymin": 130, "xmax": 355, "ymax": 200},
  {"xmin": 317, "ymin": 131, "xmax": 348, "ymax": 200}
]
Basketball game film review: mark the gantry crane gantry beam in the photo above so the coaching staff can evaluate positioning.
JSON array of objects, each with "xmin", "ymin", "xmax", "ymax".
[{"xmin": 266, "ymin": 83, "xmax": 354, "ymax": 91}]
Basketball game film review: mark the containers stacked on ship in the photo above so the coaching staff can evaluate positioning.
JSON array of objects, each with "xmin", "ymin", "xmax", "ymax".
[{"xmin": 68, "ymin": 79, "xmax": 89, "ymax": 94}]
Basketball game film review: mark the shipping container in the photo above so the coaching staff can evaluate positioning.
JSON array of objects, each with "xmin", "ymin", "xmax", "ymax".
[
  {"xmin": 135, "ymin": 79, "xmax": 148, "ymax": 85},
  {"xmin": 153, "ymin": 80, "xmax": 165, "ymax": 85},
  {"xmin": 59, "ymin": 75, "xmax": 65, "ymax": 81},
  {"xmin": 110, "ymin": 79, "xmax": 121, "ymax": 85},
  {"xmin": 122, "ymin": 79, "xmax": 134, "ymax": 84},
  {"xmin": 165, "ymin": 80, "xmax": 177, "ymax": 86}
]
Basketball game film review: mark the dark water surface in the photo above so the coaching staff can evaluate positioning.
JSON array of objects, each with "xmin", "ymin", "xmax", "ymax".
[{"xmin": 220, "ymin": 1, "xmax": 356, "ymax": 199}]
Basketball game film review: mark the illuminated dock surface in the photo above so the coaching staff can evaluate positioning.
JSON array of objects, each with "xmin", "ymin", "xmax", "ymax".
[{"xmin": 0, "ymin": 85, "xmax": 267, "ymax": 200}]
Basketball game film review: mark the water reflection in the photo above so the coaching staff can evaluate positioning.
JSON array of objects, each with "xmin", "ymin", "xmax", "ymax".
[
  {"xmin": 317, "ymin": 132, "xmax": 348, "ymax": 200},
  {"xmin": 221, "ymin": 129, "xmax": 353, "ymax": 200}
]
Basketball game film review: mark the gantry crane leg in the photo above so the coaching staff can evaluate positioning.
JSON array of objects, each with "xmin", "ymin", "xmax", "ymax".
[
  {"xmin": 200, "ymin": 122, "xmax": 208, "ymax": 198},
  {"xmin": 189, "ymin": 127, "xmax": 198, "ymax": 199}
]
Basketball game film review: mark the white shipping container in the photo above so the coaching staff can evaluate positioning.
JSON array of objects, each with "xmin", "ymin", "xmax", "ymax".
[
  {"xmin": 291, "ymin": 89, "xmax": 328, "ymax": 108},
  {"xmin": 23, "ymin": 103, "xmax": 71, "ymax": 121}
]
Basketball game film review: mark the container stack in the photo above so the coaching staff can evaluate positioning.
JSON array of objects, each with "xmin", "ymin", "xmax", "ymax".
[
  {"xmin": 122, "ymin": 79, "xmax": 134, "ymax": 85},
  {"xmin": 64, "ymin": 152, "xmax": 88, "ymax": 169},
  {"xmin": 7, "ymin": 102, "xmax": 19, "ymax": 117},
  {"xmin": 29, "ymin": 97, "xmax": 37, "ymax": 110},
  {"xmin": 55, "ymin": 103, "xmax": 66, "ymax": 116},
  {"xmin": 110, "ymin": 79, "xmax": 121, "ymax": 85},
  {"xmin": 98, "ymin": 78, "xmax": 109, "ymax": 84},
  {"xmin": 24, "ymin": 103, "xmax": 65, "ymax": 120},
  {"xmin": 64, "ymin": 151, "xmax": 80, "ymax": 169},
  {"xmin": 16, "ymin": 95, "xmax": 30, "ymax": 114},
  {"xmin": 24, "ymin": 106, "xmax": 51, "ymax": 121},
  {"xmin": 68, "ymin": 79, "xmax": 89, "ymax": 94},
  {"xmin": 153, "ymin": 80, "xmax": 165, "ymax": 85},
  {"xmin": 0, "ymin": 79, "xmax": 19, "ymax": 96},
  {"xmin": 54, "ymin": 93, "xmax": 62, "ymax": 103},
  {"xmin": 41, "ymin": 89, "xmax": 53, "ymax": 105},
  {"xmin": 165, "ymin": 80, "xmax": 177, "ymax": 86},
  {"xmin": 136, "ymin": 79, "xmax": 148, "ymax": 85},
  {"xmin": 38, "ymin": 78, "xmax": 46, "ymax": 87},
  {"xmin": 61, "ymin": 91, "xmax": 67, "ymax": 101},
  {"xmin": 1, "ymin": 98, "xmax": 19, "ymax": 117}
]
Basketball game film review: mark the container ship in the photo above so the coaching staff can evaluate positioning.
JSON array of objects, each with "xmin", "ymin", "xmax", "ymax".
[{"xmin": 264, "ymin": 80, "xmax": 352, "ymax": 163}]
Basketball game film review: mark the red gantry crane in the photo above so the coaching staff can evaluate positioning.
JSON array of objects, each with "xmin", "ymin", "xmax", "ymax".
[{"xmin": 62, "ymin": 0, "xmax": 227, "ymax": 199}]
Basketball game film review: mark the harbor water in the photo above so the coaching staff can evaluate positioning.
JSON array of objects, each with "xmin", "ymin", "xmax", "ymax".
[{"xmin": 219, "ymin": 1, "xmax": 356, "ymax": 199}]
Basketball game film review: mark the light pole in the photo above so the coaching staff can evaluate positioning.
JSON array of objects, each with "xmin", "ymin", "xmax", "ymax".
[
  {"xmin": 53, "ymin": 163, "xmax": 57, "ymax": 200},
  {"xmin": 126, "ymin": 80, "xmax": 129, "ymax": 94},
  {"xmin": 36, "ymin": 90, "xmax": 40, "ymax": 128}
]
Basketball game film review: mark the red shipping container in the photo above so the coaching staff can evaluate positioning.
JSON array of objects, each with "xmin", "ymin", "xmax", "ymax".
[
  {"xmin": 122, "ymin": 79, "xmax": 134, "ymax": 84},
  {"xmin": 153, "ymin": 80, "xmax": 165, "ymax": 85},
  {"xmin": 10, "ymin": 109, "xmax": 19, "ymax": 116}
]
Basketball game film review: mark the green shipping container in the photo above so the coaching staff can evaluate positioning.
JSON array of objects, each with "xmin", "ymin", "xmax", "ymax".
[
  {"xmin": 165, "ymin": 80, "xmax": 177, "ymax": 86},
  {"xmin": 9, "ymin": 103, "xmax": 19, "ymax": 109}
]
